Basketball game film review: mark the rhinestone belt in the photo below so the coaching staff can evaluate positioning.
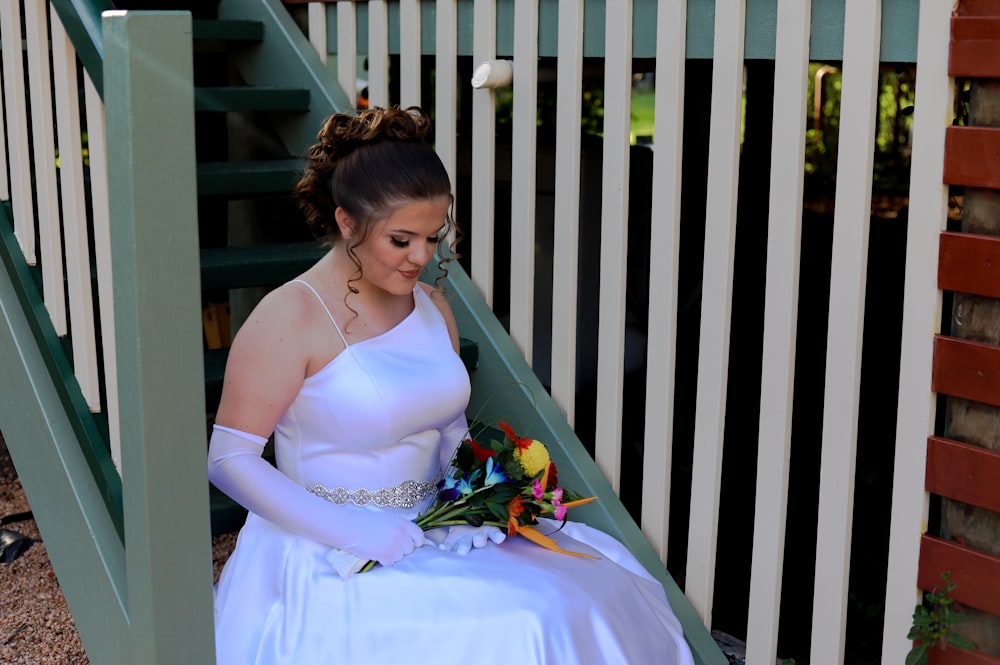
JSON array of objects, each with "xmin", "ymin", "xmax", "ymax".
[{"xmin": 306, "ymin": 472, "xmax": 441, "ymax": 509}]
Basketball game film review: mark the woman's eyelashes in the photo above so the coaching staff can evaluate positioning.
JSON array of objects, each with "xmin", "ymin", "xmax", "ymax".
[{"xmin": 390, "ymin": 236, "xmax": 439, "ymax": 248}]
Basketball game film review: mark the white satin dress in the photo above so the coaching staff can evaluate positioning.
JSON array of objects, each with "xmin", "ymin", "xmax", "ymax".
[{"xmin": 212, "ymin": 281, "xmax": 695, "ymax": 665}]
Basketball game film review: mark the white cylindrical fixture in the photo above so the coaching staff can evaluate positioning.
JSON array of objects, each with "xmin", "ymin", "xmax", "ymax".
[{"xmin": 471, "ymin": 59, "xmax": 513, "ymax": 88}]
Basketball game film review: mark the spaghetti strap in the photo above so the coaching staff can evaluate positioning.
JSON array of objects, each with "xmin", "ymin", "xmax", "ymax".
[{"xmin": 290, "ymin": 279, "xmax": 349, "ymax": 347}]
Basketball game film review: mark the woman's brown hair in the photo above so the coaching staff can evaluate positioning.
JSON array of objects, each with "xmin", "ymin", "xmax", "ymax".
[{"xmin": 294, "ymin": 106, "xmax": 460, "ymax": 293}]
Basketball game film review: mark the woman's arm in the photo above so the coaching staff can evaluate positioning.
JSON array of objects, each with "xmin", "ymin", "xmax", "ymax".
[{"xmin": 208, "ymin": 285, "xmax": 424, "ymax": 567}]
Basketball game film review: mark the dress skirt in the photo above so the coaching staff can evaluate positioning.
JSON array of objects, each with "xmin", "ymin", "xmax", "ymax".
[{"xmin": 214, "ymin": 512, "xmax": 695, "ymax": 665}]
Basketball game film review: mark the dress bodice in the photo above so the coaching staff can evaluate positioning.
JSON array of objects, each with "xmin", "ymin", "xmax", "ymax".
[{"xmin": 273, "ymin": 282, "xmax": 471, "ymax": 503}]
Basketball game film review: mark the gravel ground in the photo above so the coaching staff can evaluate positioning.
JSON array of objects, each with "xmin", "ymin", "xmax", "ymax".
[{"xmin": 0, "ymin": 433, "xmax": 237, "ymax": 664}]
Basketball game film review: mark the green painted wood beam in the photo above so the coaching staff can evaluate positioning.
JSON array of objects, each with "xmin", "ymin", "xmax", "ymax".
[
  {"xmin": 48, "ymin": 0, "xmax": 114, "ymax": 94},
  {"xmin": 328, "ymin": 0, "xmax": 919, "ymax": 64},
  {"xmin": 195, "ymin": 86, "xmax": 311, "ymax": 112},
  {"xmin": 0, "ymin": 205, "xmax": 129, "ymax": 664},
  {"xmin": 192, "ymin": 18, "xmax": 265, "ymax": 42},
  {"xmin": 103, "ymin": 11, "xmax": 216, "ymax": 664},
  {"xmin": 197, "ymin": 158, "xmax": 305, "ymax": 196},
  {"xmin": 199, "ymin": 241, "xmax": 327, "ymax": 290},
  {"xmin": 433, "ymin": 261, "xmax": 727, "ymax": 665}
]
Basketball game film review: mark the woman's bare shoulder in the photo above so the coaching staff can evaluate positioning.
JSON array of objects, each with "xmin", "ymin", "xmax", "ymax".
[
  {"xmin": 418, "ymin": 282, "xmax": 460, "ymax": 351},
  {"xmin": 214, "ymin": 283, "xmax": 319, "ymax": 434}
]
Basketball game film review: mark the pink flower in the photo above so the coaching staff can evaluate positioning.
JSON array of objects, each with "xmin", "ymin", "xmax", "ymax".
[
  {"xmin": 532, "ymin": 479, "xmax": 544, "ymax": 499},
  {"xmin": 552, "ymin": 487, "xmax": 563, "ymax": 502},
  {"xmin": 554, "ymin": 504, "xmax": 567, "ymax": 520}
]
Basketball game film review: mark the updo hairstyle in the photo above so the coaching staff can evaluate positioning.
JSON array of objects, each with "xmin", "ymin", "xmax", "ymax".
[{"xmin": 294, "ymin": 106, "xmax": 460, "ymax": 285}]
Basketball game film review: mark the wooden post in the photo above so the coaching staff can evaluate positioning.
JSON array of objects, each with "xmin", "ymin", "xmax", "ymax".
[{"xmin": 942, "ymin": 76, "xmax": 1000, "ymax": 656}]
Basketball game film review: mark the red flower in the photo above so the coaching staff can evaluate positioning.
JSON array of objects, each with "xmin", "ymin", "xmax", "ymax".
[
  {"xmin": 547, "ymin": 462, "xmax": 559, "ymax": 490},
  {"xmin": 467, "ymin": 438, "xmax": 496, "ymax": 462},
  {"xmin": 498, "ymin": 421, "xmax": 533, "ymax": 452}
]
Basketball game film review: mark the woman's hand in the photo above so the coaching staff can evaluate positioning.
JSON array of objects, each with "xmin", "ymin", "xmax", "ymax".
[
  {"xmin": 425, "ymin": 525, "xmax": 506, "ymax": 555},
  {"xmin": 346, "ymin": 514, "xmax": 426, "ymax": 566}
]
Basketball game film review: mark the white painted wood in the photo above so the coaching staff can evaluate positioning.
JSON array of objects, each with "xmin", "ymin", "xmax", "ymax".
[
  {"xmin": 0, "ymin": 26, "xmax": 7, "ymax": 202},
  {"xmin": 508, "ymin": 0, "xmax": 538, "ymax": 363},
  {"xmin": 810, "ymin": 2, "xmax": 882, "ymax": 663},
  {"xmin": 549, "ymin": 0, "xmax": 584, "ymax": 427},
  {"xmin": 685, "ymin": 0, "xmax": 745, "ymax": 626},
  {"xmin": 470, "ymin": 0, "xmax": 496, "ymax": 305},
  {"xmin": 744, "ymin": 2, "xmax": 810, "ymax": 663},
  {"xmin": 85, "ymin": 74, "xmax": 121, "ymax": 471},
  {"xmin": 336, "ymin": 2, "xmax": 358, "ymax": 108},
  {"xmin": 25, "ymin": 0, "xmax": 66, "ymax": 335},
  {"xmin": 51, "ymin": 10, "xmax": 100, "ymax": 411},
  {"xmin": 640, "ymin": 0, "xmax": 686, "ymax": 563},
  {"xmin": 2, "ymin": 2, "xmax": 36, "ymax": 264},
  {"xmin": 308, "ymin": 3, "xmax": 328, "ymax": 64},
  {"xmin": 434, "ymin": 0, "xmax": 459, "ymax": 217},
  {"xmin": 881, "ymin": 2, "xmax": 953, "ymax": 663},
  {"xmin": 399, "ymin": 0, "xmax": 421, "ymax": 107},
  {"xmin": 594, "ymin": 0, "xmax": 633, "ymax": 493},
  {"xmin": 368, "ymin": 0, "xmax": 390, "ymax": 108}
]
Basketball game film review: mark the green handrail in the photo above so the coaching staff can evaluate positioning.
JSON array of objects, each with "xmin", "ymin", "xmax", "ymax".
[{"xmin": 49, "ymin": 0, "xmax": 114, "ymax": 95}]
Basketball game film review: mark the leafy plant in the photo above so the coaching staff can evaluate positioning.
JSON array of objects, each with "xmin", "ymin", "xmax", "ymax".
[{"xmin": 906, "ymin": 571, "xmax": 976, "ymax": 665}]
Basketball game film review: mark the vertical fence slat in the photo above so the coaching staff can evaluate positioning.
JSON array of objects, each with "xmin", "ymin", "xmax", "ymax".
[
  {"xmin": 0, "ymin": 24, "xmax": 7, "ymax": 202},
  {"xmin": 51, "ymin": 8, "xmax": 100, "ymax": 411},
  {"xmin": 307, "ymin": 2, "xmax": 327, "ymax": 64},
  {"xmin": 640, "ymin": 0, "xmax": 686, "ymax": 561},
  {"xmin": 470, "ymin": 0, "xmax": 496, "ymax": 305},
  {"xmin": 593, "ymin": 0, "xmax": 633, "ymax": 493},
  {"xmin": 744, "ymin": 1, "xmax": 811, "ymax": 663},
  {"xmin": 399, "ymin": 0, "xmax": 421, "ymax": 107},
  {"xmin": 434, "ymin": 0, "xmax": 459, "ymax": 213},
  {"xmin": 881, "ymin": 1, "xmax": 954, "ymax": 662},
  {"xmin": 810, "ymin": 2, "xmax": 882, "ymax": 662},
  {"xmin": 336, "ymin": 2, "xmax": 358, "ymax": 108},
  {"xmin": 2, "ymin": 3, "xmax": 36, "ymax": 264},
  {"xmin": 367, "ymin": 0, "xmax": 390, "ymax": 107},
  {"xmin": 85, "ymin": 72, "xmax": 121, "ymax": 469},
  {"xmin": 550, "ymin": 0, "xmax": 584, "ymax": 426},
  {"xmin": 508, "ymin": 0, "xmax": 538, "ymax": 362},
  {"xmin": 26, "ymin": 0, "xmax": 67, "ymax": 335},
  {"xmin": 685, "ymin": 0, "xmax": 746, "ymax": 626}
]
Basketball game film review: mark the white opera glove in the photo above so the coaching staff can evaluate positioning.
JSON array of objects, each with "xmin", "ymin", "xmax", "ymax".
[
  {"xmin": 207, "ymin": 425, "xmax": 424, "ymax": 571},
  {"xmin": 425, "ymin": 525, "xmax": 507, "ymax": 555}
]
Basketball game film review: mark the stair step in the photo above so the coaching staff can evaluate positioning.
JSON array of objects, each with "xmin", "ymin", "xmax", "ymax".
[
  {"xmin": 195, "ymin": 86, "xmax": 311, "ymax": 112},
  {"xmin": 192, "ymin": 19, "xmax": 264, "ymax": 42},
  {"xmin": 197, "ymin": 158, "xmax": 304, "ymax": 197},
  {"xmin": 200, "ymin": 241, "xmax": 327, "ymax": 290}
]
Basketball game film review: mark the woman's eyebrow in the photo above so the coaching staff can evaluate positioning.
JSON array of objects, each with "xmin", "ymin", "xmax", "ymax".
[{"xmin": 388, "ymin": 227, "xmax": 444, "ymax": 236}]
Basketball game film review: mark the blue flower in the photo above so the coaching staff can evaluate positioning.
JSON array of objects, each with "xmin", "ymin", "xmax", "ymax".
[
  {"xmin": 439, "ymin": 475, "xmax": 462, "ymax": 502},
  {"xmin": 456, "ymin": 476, "xmax": 475, "ymax": 496},
  {"xmin": 484, "ymin": 457, "xmax": 510, "ymax": 487}
]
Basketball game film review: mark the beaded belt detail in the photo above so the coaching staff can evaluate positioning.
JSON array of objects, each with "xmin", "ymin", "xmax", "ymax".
[{"xmin": 306, "ymin": 473, "xmax": 441, "ymax": 510}]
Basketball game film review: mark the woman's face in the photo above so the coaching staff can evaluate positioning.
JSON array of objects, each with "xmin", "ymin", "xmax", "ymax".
[{"xmin": 345, "ymin": 195, "xmax": 451, "ymax": 297}]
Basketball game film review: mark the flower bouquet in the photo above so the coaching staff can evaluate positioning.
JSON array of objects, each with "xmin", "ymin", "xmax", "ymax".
[{"xmin": 356, "ymin": 421, "xmax": 597, "ymax": 574}]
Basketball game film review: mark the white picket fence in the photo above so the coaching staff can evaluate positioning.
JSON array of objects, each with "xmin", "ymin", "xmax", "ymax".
[
  {"xmin": 1, "ymin": 0, "xmax": 121, "ymax": 466},
  {"xmin": 303, "ymin": 2, "xmax": 956, "ymax": 664}
]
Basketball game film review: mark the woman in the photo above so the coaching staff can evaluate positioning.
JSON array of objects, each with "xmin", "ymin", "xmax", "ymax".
[{"xmin": 209, "ymin": 106, "xmax": 694, "ymax": 665}]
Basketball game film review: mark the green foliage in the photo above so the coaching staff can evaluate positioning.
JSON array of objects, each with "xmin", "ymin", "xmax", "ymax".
[{"xmin": 905, "ymin": 571, "xmax": 976, "ymax": 665}]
